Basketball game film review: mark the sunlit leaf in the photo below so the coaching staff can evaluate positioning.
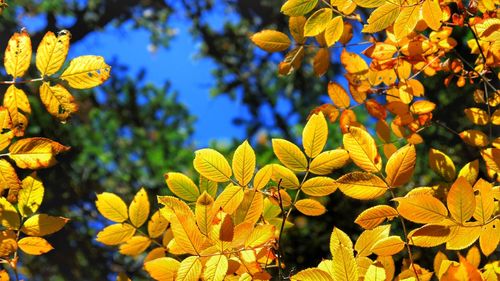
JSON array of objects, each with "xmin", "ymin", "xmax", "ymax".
[
  {"xmin": 447, "ymin": 177, "xmax": 475, "ymax": 224},
  {"xmin": 281, "ymin": 0, "xmax": 318, "ymax": 16},
  {"xmin": 459, "ymin": 130, "xmax": 489, "ymax": 147},
  {"xmin": 203, "ymin": 255, "xmax": 228, "ymax": 281},
  {"xmin": 0, "ymin": 159, "xmax": 21, "ymax": 197},
  {"xmin": 18, "ymin": 237, "xmax": 53, "ymax": 256},
  {"xmin": 96, "ymin": 192, "xmax": 128, "ymax": 223},
  {"xmin": 395, "ymin": 194, "xmax": 448, "ymax": 224},
  {"xmin": 129, "ymin": 187, "xmax": 150, "ymax": 228},
  {"xmin": 271, "ymin": 164, "xmax": 300, "ymax": 189},
  {"xmin": 291, "ymin": 268, "xmax": 334, "ymax": 281},
  {"xmin": 394, "ymin": 5, "xmax": 420, "ymax": 39},
  {"xmin": 429, "ymin": 148, "xmax": 456, "ymax": 181},
  {"xmin": 343, "ymin": 127, "xmax": 381, "ymax": 173},
  {"xmin": 422, "ymin": 0, "xmax": 442, "ymax": 30},
  {"xmin": 4, "ymin": 30, "xmax": 32, "ymax": 78},
  {"xmin": 21, "ymin": 214, "xmax": 68, "ymax": 236},
  {"xmin": 193, "ymin": 148, "xmax": 232, "ymax": 182},
  {"xmin": 177, "ymin": 256, "xmax": 202, "ymax": 281},
  {"xmin": 302, "ymin": 176, "xmax": 337, "ymax": 196},
  {"xmin": 214, "ymin": 184, "xmax": 244, "ymax": 215},
  {"xmin": 0, "ymin": 197, "xmax": 20, "ymax": 229},
  {"xmin": 362, "ymin": 3, "xmax": 400, "ymax": 33},
  {"xmin": 17, "ymin": 173, "xmax": 43, "ymax": 217},
  {"xmin": 303, "ymin": 112, "xmax": 328, "ymax": 158},
  {"xmin": 36, "ymin": 30, "xmax": 71, "ymax": 76},
  {"xmin": 304, "ymin": 8, "xmax": 332, "ymax": 36},
  {"xmin": 354, "ymin": 205, "xmax": 398, "ymax": 229},
  {"xmin": 3, "ymin": 85, "xmax": 30, "ymax": 136},
  {"xmin": 144, "ymin": 257, "xmax": 180, "ymax": 281},
  {"xmin": 232, "ymin": 140, "xmax": 256, "ymax": 186},
  {"xmin": 309, "ymin": 149, "xmax": 350, "ymax": 175},
  {"xmin": 234, "ymin": 190, "xmax": 263, "ymax": 226},
  {"xmin": 251, "ymin": 30, "xmax": 291, "ymax": 52},
  {"xmin": 272, "ymin": 139, "xmax": 307, "ymax": 172},
  {"xmin": 295, "ymin": 199, "xmax": 326, "ymax": 216},
  {"xmin": 60, "ymin": 55, "xmax": 111, "ymax": 89},
  {"xmin": 332, "ymin": 245, "xmax": 358, "ymax": 281},
  {"xmin": 336, "ymin": 172, "xmax": 387, "ymax": 200},
  {"xmin": 328, "ymin": 82, "xmax": 350, "ymax": 109},
  {"xmin": 324, "ymin": 17, "xmax": 344, "ymax": 47},
  {"xmin": 479, "ymin": 219, "xmax": 500, "ymax": 256},
  {"xmin": 355, "ymin": 225, "xmax": 390, "ymax": 257},
  {"xmin": 385, "ymin": 144, "xmax": 416, "ymax": 187},
  {"xmin": 408, "ymin": 224, "xmax": 452, "ymax": 247},
  {"xmin": 96, "ymin": 223, "xmax": 136, "ymax": 245},
  {"xmin": 371, "ymin": 236, "xmax": 405, "ymax": 256},
  {"xmin": 39, "ymin": 82, "xmax": 78, "ymax": 122},
  {"xmin": 119, "ymin": 235, "xmax": 151, "ymax": 256},
  {"xmin": 9, "ymin": 137, "xmax": 70, "ymax": 169}
]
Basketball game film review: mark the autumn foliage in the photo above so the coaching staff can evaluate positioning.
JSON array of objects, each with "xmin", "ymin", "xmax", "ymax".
[{"xmin": 91, "ymin": 0, "xmax": 500, "ymax": 280}]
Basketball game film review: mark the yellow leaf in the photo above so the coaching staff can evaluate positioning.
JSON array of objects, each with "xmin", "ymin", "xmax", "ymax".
[
  {"xmin": 459, "ymin": 130, "xmax": 489, "ymax": 147},
  {"xmin": 158, "ymin": 196, "xmax": 206, "ymax": 255},
  {"xmin": 355, "ymin": 225, "xmax": 390, "ymax": 257},
  {"xmin": 17, "ymin": 236, "xmax": 53, "ymax": 255},
  {"xmin": 409, "ymin": 100, "xmax": 436, "ymax": 115},
  {"xmin": 422, "ymin": 0, "xmax": 442, "ymax": 31},
  {"xmin": 272, "ymin": 139, "xmax": 307, "ymax": 172},
  {"xmin": 177, "ymin": 256, "xmax": 202, "ymax": 281},
  {"xmin": 492, "ymin": 108, "xmax": 500, "ymax": 125},
  {"xmin": 304, "ymin": 8, "xmax": 332, "ymax": 36},
  {"xmin": 253, "ymin": 165, "xmax": 272, "ymax": 190},
  {"xmin": 446, "ymin": 224, "xmax": 481, "ymax": 250},
  {"xmin": 96, "ymin": 192, "xmax": 128, "ymax": 223},
  {"xmin": 281, "ymin": 0, "xmax": 319, "ymax": 16},
  {"xmin": 318, "ymin": 260, "xmax": 335, "ymax": 278},
  {"xmin": 353, "ymin": 0, "xmax": 386, "ymax": 8},
  {"xmin": 465, "ymin": 246, "xmax": 481, "ymax": 268},
  {"xmin": 328, "ymin": 82, "xmax": 350, "ymax": 109},
  {"xmin": 0, "ymin": 159, "xmax": 20, "ymax": 196},
  {"xmin": 330, "ymin": 227, "xmax": 353, "ymax": 254},
  {"xmin": 148, "ymin": 210, "xmax": 169, "ymax": 239},
  {"xmin": 332, "ymin": 245, "xmax": 358, "ymax": 281},
  {"xmin": 193, "ymin": 148, "xmax": 232, "ymax": 182},
  {"xmin": 234, "ymin": 190, "xmax": 263, "ymax": 226},
  {"xmin": 17, "ymin": 173, "xmax": 43, "ymax": 217},
  {"xmin": 481, "ymin": 148, "xmax": 500, "ymax": 173},
  {"xmin": 340, "ymin": 49, "xmax": 369, "ymax": 75},
  {"xmin": 394, "ymin": 5, "xmax": 420, "ymax": 39},
  {"xmin": 119, "ymin": 235, "xmax": 151, "ymax": 256},
  {"xmin": 325, "ymin": 16, "xmax": 344, "ymax": 47},
  {"xmin": 129, "ymin": 187, "xmax": 150, "ymax": 228},
  {"xmin": 363, "ymin": 43, "xmax": 398, "ymax": 60},
  {"xmin": 0, "ymin": 198, "xmax": 20, "ymax": 230},
  {"xmin": 479, "ymin": 219, "xmax": 499, "ymax": 256},
  {"xmin": 473, "ymin": 179, "xmax": 494, "ymax": 224},
  {"xmin": 4, "ymin": 30, "xmax": 32, "ymax": 78},
  {"xmin": 39, "ymin": 82, "xmax": 78, "ymax": 122},
  {"xmin": 144, "ymin": 257, "xmax": 180, "ymax": 281},
  {"xmin": 60, "ymin": 55, "xmax": 111, "ymax": 89},
  {"xmin": 464, "ymin": 107, "xmax": 489, "ymax": 125},
  {"xmin": 313, "ymin": 48, "xmax": 330, "ymax": 77},
  {"xmin": 232, "ymin": 140, "xmax": 256, "ymax": 186},
  {"xmin": 214, "ymin": 184, "xmax": 244, "ymax": 215},
  {"xmin": 429, "ymin": 148, "xmax": 456, "ymax": 181},
  {"xmin": 362, "ymin": 2, "xmax": 400, "ymax": 33},
  {"xmin": 408, "ymin": 224, "xmax": 452, "ymax": 247},
  {"xmin": 245, "ymin": 224, "xmax": 275, "ymax": 248},
  {"xmin": 199, "ymin": 176, "xmax": 217, "ymax": 198},
  {"xmin": 303, "ymin": 112, "xmax": 328, "ymax": 158},
  {"xmin": 165, "ymin": 172, "xmax": 200, "ymax": 202},
  {"xmin": 204, "ymin": 255, "xmax": 228, "ymax": 281},
  {"xmin": 385, "ymin": 144, "xmax": 416, "ymax": 187},
  {"xmin": 3, "ymin": 85, "xmax": 30, "ymax": 136},
  {"xmin": 433, "ymin": 251, "xmax": 449, "ymax": 275},
  {"xmin": 364, "ymin": 263, "xmax": 386, "ymax": 281},
  {"xmin": 36, "ymin": 30, "xmax": 70, "ymax": 76},
  {"xmin": 371, "ymin": 236, "xmax": 405, "ymax": 256},
  {"xmin": 195, "ymin": 191, "xmax": 214, "ymax": 236},
  {"xmin": 354, "ymin": 205, "xmax": 398, "ymax": 229},
  {"xmin": 291, "ymin": 268, "xmax": 334, "ymax": 281},
  {"xmin": 251, "ymin": 30, "xmax": 291, "ymax": 53},
  {"xmin": 0, "ymin": 270, "xmax": 9, "ymax": 281},
  {"xmin": 21, "ymin": 214, "xmax": 68, "ymax": 236},
  {"xmin": 458, "ymin": 160, "xmax": 479, "ymax": 185},
  {"xmin": 447, "ymin": 177, "xmax": 475, "ymax": 224},
  {"xmin": 336, "ymin": 172, "xmax": 387, "ymax": 200},
  {"xmin": 290, "ymin": 16, "xmax": 307, "ymax": 44},
  {"xmin": 395, "ymin": 194, "xmax": 448, "ymax": 224},
  {"xmin": 343, "ymin": 127, "xmax": 381, "ymax": 173},
  {"xmin": 96, "ymin": 223, "xmax": 136, "ymax": 245},
  {"xmin": 9, "ymin": 137, "xmax": 70, "ymax": 169},
  {"xmin": 295, "ymin": 198, "xmax": 326, "ymax": 216},
  {"xmin": 309, "ymin": 149, "xmax": 350, "ymax": 175},
  {"xmin": 302, "ymin": 176, "xmax": 337, "ymax": 196},
  {"xmin": 271, "ymin": 164, "xmax": 300, "ymax": 189}
]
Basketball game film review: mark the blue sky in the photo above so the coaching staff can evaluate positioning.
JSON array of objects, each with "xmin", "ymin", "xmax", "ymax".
[{"xmin": 19, "ymin": 9, "xmax": 249, "ymax": 146}]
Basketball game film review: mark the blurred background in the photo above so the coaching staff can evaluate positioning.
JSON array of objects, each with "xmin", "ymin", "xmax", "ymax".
[{"xmin": 0, "ymin": 0, "xmax": 490, "ymax": 280}]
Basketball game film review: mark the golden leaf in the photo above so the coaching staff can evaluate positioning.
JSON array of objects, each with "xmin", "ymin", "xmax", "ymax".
[
  {"xmin": 473, "ymin": 179, "xmax": 495, "ymax": 224},
  {"xmin": 446, "ymin": 223, "xmax": 481, "ymax": 250},
  {"xmin": 4, "ymin": 30, "xmax": 32, "ymax": 78},
  {"xmin": 96, "ymin": 223, "xmax": 136, "ymax": 245},
  {"xmin": 251, "ymin": 30, "xmax": 291, "ymax": 52},
  {"xmin": 177, "ymin": 256, "xmax": 202, "ymax": 281},
  {"xmin": 253, "ymin": 165, "xmax": 272, "ymax": 190},
  {"xmin": 336, "ymin": 172, "xmax": 387, "ymax": 200},
  {"xmin": 234, "ymin": 190, "xmax": 263, "ymax": 226},
  {"xmin": 302, "ymin": 176, "xmax": 337, "ymax": 196},
  {"xmin": 144, "ymin": 257, "xmax": 180, "ymax": 281},
  {"xmin": 289, "ymin": 16, "xmax": 306, "ymax": 44},
  {"xmin": 408, "ymin": 224, "xmax": 452, "ymax": 247},
  {"xmin": 409, "ymin": 100, "xmax": 436, "ymax": 115},
  {"xmin": 303, "ymin": 112, "xmax": 328, "ymax": 158},
  {"xmin": 96, "ymin": 192, "xmax": 128, "ymax": 223},
  {"xmin": 9, "ymin": 137, "xmax": 70, "ymax": 169},
  {"xmin": 195, "ymin": 191, "xmax": 214, "ymax": 236},
  {"xmin": 385, "ymin": 144, "xmax": 416, "ymax": 187},
  {"xmin": 272, "ymin": 139, "xmax": 307, "ymax": 172},
  {"xmin": 465, "ymin": 246, "xmax": 481, "ymax": 268},
  {"xmin": 422, "ymin": 0, "xmax": 442, "ymax": 31},
  {"xmin": 21, "ymin": 214, "xmax": 68, "ymax": 236},
  {"xmin": 354, "ymin": 205, "xmax": 398, "ymax": 229},
  {"xmin": 60, "ymin": 55, "xmax": 110, "ymax": 89},
  {"xmin": 0, "ymin": 197, "xmax": 20, "ymax": 229},
  {"xmin": 464, "ymin": 107, "xmax": 489, "ymax": 125},
  {"xmin": 325, "ymin": 16, "xmax": 344, "ymax": 47},
  {"xmin": 481, "ymin": 148, "xmax": 500, "ymax": 173},
  {"xmin": 36, "ymin": 30, "xmax": 71, "ymax": 76},
  {"xmin": 291, "ymin": 268, "xmax": 334, "ymax": 281},
  {"xmin": 330, "ymin": 227, "xmax": 353, "ymax": 254},
  {"xmin": 144, "ymin": 247, "xmax": 165, "ymax": 263},
  {"xmin": 304, "ymin": 8, "xmax": 332, "ymax": 37},
  {"xmin": 459, "ymin": 130, "xmax": 489, "ymax": 147},
  {"xmin": 271, "ymin": 164, "xmax": 300, "ymax": 189},
  {"xmin": 39, "ymin": 82, "xmax": 78, "ymax": 122},
  {"xmin": 343, "ymin": 127, "xmax": 381, "ymax": 173},
  {"xmin": 363, "ymin": 43, "xmax": 397, "ymax": 60},
  {"xmin": 332, "ymin": 245, "xmax": 358, "ymax": 281},
  {"xmin": 129, "ymin": 187, "xmax": 150, "ymax": 228},
  {"xmin": 309, "ymin": 149, "xmax": 350, "ymax": 175},
  {"xmin": 204, "ymin": 255, "xmax": 228, "ymax": 281},
  {"xmin": 371, "ymin": 236, "xmax": 405, "ymax": 256},
  {"xmin": 362, "ymin": 2, "xmax": 400, "ymax": 33},
  {"xmin": 3, "ymin": 85, "xmax": 30, "ymax": 136},
  {"xmin": 457, "ymin": 160, "xmax": 479, "ymax": 185},
  {"xmin": 340, "ymin": 49, "xmax": 369, "ymax": 75},
  {"xmin": 394, "ymin": 5, "xmax": 420, "ymax": 39},
  {"xmin": 447, "ymin": 177, "xmax": 475, "ymax": 224},
  {"xmin": 281, "ymin": 0, "xmax": 319, "ymax": 16},
  {"xmin": 313, "ymin": 47, "xmax": 330, "ymax": 77},
  {"xmin": 214, "ymin": 184, "xmax": 244, "ymax": 215},
  {"xmin": 395, "ymin": 194, "xmax": 448, "ymax": 224},
  {"xmin": 119, "ymin": 235, "xmax": 151, "ymax": 256},
  {"xmin": 148, "ymin": 210, "xmax": 169, "ymax": 239},
  {"xmin": 199, "ymin": 176, "xmax": 218, "ymax": 198},
  {"xmin": 429, "ymin": 148, "xmax": 456, "ymax": 181},
  {"xmin": 364, "ymin": 263, "xmax": 386, "ymax": 281},
  {"xmin": 433, "ymin": 251, "xmax": 449, "ymax": 275},
  {"xmin": 245, "ymin": 224, "xmax": 275, "ymax": 248},
  {"xmin": 295, "ymin": 198, "xmax": 326, "ymax": 216},
  {"xmin": 318, "ymin": 260, "xmax": 335, "ymax": 278},
  {"xmin": 193, "ymin": 148, "xmax": 232, "ymax": 183},
  {"xmin": 479, "ymin": 219, "xmax": 500, "ymax": 256},
  {"xmin": 165, "ymin": 172, "xmax": 200, "ymax": 202},
  {"xmin": 17, "ymin": 173, "xmax": 43, "ymax": 217},
  {"xmin": 0, "ymin": 159, "xmax": 20, "ymax": 196},
  {"xmin": 18, "ymin": 237, "xmax": 53, "ymax": 255},
  {"xmin": 232, "ymin": 140, "xmax": 256, "ymax": 186},
  {"xmin": 355, "ymin": 225, "xmax": 390, "ymax": 257},
  {"xmin": 328, "ymin": 82, "xmax": 350, "ymax": 109},
  {"xmin": 353, "ymin": 0, "xmax": 385, "ymax": 7}
]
